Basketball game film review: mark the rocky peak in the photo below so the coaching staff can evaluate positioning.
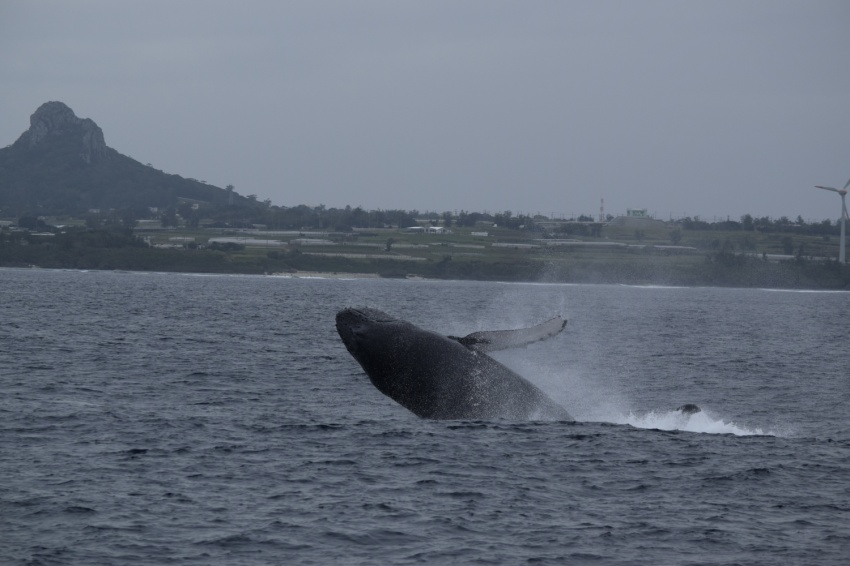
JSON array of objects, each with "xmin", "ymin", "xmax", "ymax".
[{"xmin": 15, "ymin": 101, "xmax": 107, "ymax": 164}]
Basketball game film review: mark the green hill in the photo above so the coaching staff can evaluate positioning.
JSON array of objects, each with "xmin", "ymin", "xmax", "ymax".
[{"xmin": 0, "ymin": 101, "xmax": 246, "ymax": 215}]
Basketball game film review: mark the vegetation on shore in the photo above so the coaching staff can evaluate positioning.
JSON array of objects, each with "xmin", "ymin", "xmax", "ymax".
[{"xmin": 2, "ymin": 206, "xmax": 848, "ymax": 290}]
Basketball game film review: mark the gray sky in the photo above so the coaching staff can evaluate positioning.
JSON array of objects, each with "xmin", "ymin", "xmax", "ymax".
[{"xmin": 2, "ymin": 1, "xmax": 849, "ymax": 221}]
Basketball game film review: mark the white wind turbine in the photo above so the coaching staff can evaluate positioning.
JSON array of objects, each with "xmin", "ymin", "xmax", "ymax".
[{"xmin": 814, "ymin": 178, "xmax": 850, "ymax": 264}]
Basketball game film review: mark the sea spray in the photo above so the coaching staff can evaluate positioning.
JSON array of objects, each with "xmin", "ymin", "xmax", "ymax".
[{"xmin": 614, "ymin": 408, "xmax": 780, "ymax": 436}]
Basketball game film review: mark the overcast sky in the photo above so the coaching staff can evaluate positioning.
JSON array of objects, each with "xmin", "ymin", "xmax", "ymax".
[{"xmin": 2, "ymin": 1, "xmax": 849, "ymax": 221}]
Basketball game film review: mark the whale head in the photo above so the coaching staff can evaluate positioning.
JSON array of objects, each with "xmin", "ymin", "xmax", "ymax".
[
  {"xmin": 336, "ymin": 308, "xmax": 401, "ymax": 354},
  {"xmin": 336, "ymin": 308, "xmax": 454, "ymax": 414},
  {"xmin": 335, "ymin": 308, "xmax": 420, "ymax": 374}
]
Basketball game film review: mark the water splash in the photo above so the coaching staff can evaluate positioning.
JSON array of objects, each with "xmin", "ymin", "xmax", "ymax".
[{"xmin": 613, "ymin": 409, "xmax": 778, "ymax": 436}]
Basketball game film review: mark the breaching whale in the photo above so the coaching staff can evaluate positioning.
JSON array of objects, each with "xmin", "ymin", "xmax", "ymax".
[{"xmin": 336, "ymin": 308, "xmax": 573, "ymax": 421}]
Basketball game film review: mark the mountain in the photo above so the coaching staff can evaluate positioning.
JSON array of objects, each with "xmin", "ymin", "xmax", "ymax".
[{"xmin": 0, "ymin": 101, "xmax": 246, "ymax": 215}]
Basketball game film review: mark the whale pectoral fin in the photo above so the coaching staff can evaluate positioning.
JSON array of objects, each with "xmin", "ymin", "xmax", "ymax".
[{"xmin": 450, "ymin": 316, "xmax": 567, "ymax": 353}]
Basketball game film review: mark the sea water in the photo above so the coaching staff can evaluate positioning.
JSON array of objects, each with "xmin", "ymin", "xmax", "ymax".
[{"xmin": 1, "ymin": 268, "xmax": 848, "ymax": 565}]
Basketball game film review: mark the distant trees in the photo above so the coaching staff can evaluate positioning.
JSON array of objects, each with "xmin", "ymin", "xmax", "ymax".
[
  {"xmin": 494, "ymin": 211, "xmax": 533, "ymax": 230},
  {"xmin": 456, "ymin": 211, "xmax": 491, "ymax": 227},
  {"xmin": 246, "ymin": 205, "xmax": 419, "ymax": 231},
  {"xmin": 202, "ymin": 205, "xmax": 562, "ymax": 232},
  {"xmin": 678, "ymin": 214, "xmax": 837, "ymax": 237}
]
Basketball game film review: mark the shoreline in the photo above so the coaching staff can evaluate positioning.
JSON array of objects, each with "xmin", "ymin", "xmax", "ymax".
[
  {"xmin": 3, "ymin": 264, "xmax": 849, "ymax": 292},
  {"xmin": 272, "ymin": 270, "xmax": 381, "ymax": 279}
]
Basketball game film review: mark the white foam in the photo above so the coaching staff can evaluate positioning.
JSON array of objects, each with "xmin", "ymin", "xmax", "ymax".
[
  {"xmin": 612, "ymin": 409, "xmax": 778, "ymax": 436},
  {"xmin": 761, "ymin": 288, "xmax": 849, "ymax": 294}
]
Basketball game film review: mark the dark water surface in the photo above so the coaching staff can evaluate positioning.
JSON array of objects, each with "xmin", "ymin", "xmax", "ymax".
[{"xmin": 2, "ymin": 269, "xmax": 848, "ymax": 565}]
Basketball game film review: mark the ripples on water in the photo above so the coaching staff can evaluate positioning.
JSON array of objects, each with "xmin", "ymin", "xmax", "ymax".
[{"xmin": 1, "ymin": 269, "xmax": 848, "ymax": 565}]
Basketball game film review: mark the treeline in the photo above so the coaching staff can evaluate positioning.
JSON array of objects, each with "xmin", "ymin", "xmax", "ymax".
[
  {"xmin": 17, "ymin": 202, "xmax": 842, "ymax": 237},
  {"xmin": 148, "ymin": 203, "xmax": 421, "ymax": 231},
  {"xmin": 253, "ymin": 205, "xmax": 419, "ymax": 231},
  {"xmin": 681, "ymin": 214, "xmax": 838, "ymax": 235},
  {"xmin": 85, "ymin": 202, "xmax": 542, "ymax": 232},
  {"xmin": 166, "ymin": 205, "xmax": 845, "ymax": 235},
  {"xmin": 182, "ymin": 204, "xmax": 539, "ymax": 232}
]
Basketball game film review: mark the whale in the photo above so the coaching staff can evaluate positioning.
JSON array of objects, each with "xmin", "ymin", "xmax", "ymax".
[{"xmin": 336, "ymin": 308, "xmax": 573, "ymax": 421}]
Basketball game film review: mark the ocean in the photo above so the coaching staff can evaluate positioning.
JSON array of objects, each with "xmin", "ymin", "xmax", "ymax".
[{"xmin": 1, "ymin": 268, "xmax": 848, "ymax": 565}]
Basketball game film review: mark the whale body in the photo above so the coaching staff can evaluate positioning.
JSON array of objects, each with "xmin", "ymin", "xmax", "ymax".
[{"xmin": 336, "ymin": 308, "xmax": 573, "ymax": 421}]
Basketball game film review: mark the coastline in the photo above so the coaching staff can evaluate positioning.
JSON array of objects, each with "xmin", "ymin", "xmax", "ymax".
[
  {"xmin": 2, "ymin": 263, "xmax": 848, "ymax": 292},
  {"xmin": 272, "ymin": 270, "xmax": 381, "ymax": 279},
  {"xmin": 2, "ymin": 230, "xmax": 849, "ymax": 290}
]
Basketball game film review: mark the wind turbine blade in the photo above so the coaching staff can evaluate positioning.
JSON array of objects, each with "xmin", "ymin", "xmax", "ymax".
[
  {"xmin": 815, "ymin": 185, "xmax": 840, "ymax": 193},
  {"xmin": 844, "ymin": 178, "xmax": 850, "ymax": 191}
]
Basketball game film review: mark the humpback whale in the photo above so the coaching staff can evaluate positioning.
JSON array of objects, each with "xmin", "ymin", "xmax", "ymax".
[{"xmin": 336, "ymin": 308, "xmax": 573, "ymax": 421}]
